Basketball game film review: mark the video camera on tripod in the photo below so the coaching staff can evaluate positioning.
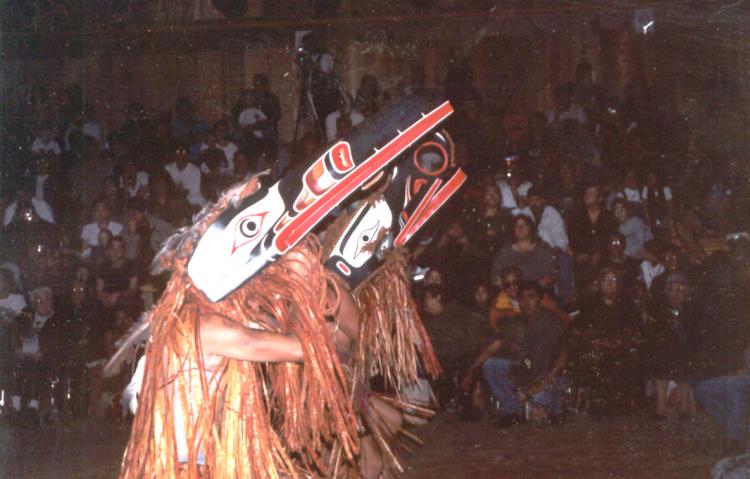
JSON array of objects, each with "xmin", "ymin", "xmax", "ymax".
[{"xmin": 293, "ymin": 33, "xmax": 350, "ymax": 143}]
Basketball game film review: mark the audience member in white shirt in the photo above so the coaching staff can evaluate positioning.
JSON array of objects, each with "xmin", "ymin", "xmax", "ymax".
[
  {"xmin": 640, "ymin": 240, "xmax": 665, "ymax": 290},
  {"xmin": 199, "ymin": 121, "xmax": 237, "ymax": 176},
  {"xmin": 120, "ymin": 162, "xmax": 149, "ymax": 199},
  {"xmin": 496, "ymin": 176, "xmax": 533, "ymax": 211},
  {"xmin": 165, "ymin": 143, "xmax": 206, "ymax": 207},
  {"xmin": 514, "ymin": 187, "xmax": 569, "ymax": 252},
  {"xmin": 614, "ymin": 171, "xmax": 644, "ymax": 213},
  {"xmin": 80, "ymin": 200, "xmax": 124, "ymax": 257}
]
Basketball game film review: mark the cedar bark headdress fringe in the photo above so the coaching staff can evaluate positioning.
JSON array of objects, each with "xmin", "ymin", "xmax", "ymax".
[
  {"xmin": 350, "ymin": 251, "xmax": 442, "ymax": 391},
  {"xmin": 120, "ymin": 177, "xmax": 358, "ymax": 479}
]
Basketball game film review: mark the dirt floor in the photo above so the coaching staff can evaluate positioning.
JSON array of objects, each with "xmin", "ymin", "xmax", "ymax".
[
  {"xmin": 0, "ymin": 410, "xmax": 727, "ymax": 478},
  {"xmin": 401, "ymin": 411, "xmax": 722, "ymax": 479}
]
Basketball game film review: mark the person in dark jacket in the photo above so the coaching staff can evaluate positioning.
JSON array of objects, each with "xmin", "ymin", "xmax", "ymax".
[{"xmin": 568, "ymin": 267, "xmax": 642, "ymax": 412}]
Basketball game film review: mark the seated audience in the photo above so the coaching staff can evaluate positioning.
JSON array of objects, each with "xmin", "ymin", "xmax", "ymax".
[
  {"xmin": 21, "ymin": 241, "xmax": 65, "ymax": 297},
  {"xmin": 164, "ymin": 141, "xmax": 206, "ymax": 208},
  {"xmin": 492, "ymin": 214, "xmax": 556, "ymax": 290},
  {"xmin": 4, "ymin": 180, "xmax": 55, "ymax": 226},
  {"xmin": 547, "ymin": 82, "xmax": 587, "ymax": 127},
  {"xmin": 11, "ymin": 287, "xmax": 69, "ymax": 425},
  {"xmin": 600, "ymin": 232, "xmax": 642, "ymax": 303},
  {"xmin": 80, "ymin": 200, "xmax": 123, "ymax": 258},
  {"xmin": 523, "ymin": 186, "xmax": 573, "ymax": 301},
  {"xmin": 461, "ymin": 183, "xmax": 512, "ymax": 278},
  {"xmin": 244, "ymin": 73, "xmax": 281, "ymax": 144},
  {"xmin": 325, "ymin": 74, "xmax": 380, "ymax": 142},
  {"xmin": 101, "ymin": 177, "xmax": 127, "ymax": 218},
  {"xmin": 417, "ymin": 219, "xmax": 474, "ymax": 293},
  {"xmin": 615, "ymin": 170, "xmax": 644, "ymax": 215},
  {"xmin": 31, "ymin": 122, "xmax": 62, "ymax": 157},
  {"xmin": 488, "ymin": 266, "xmax": 523, "ymax": 334},
  {"xmin": 691, "ymin": 264, "xmax": 750, "ymax": 455},
  {"xmin": 199, "ymin": 147, "xmax": 225, "ymax": 203},
  {"xmin": 548, "ymin": 161, "xmax": 580, "ymax": 221},
  {"xmin": 642, "ymin": 171, "xmax": 673, "ymax": 229},
  {"xmin": 568, "ymin": 267, "xmax": 642, "ymax": 412},
  {"xmin": 89, "ymin": 229, "xmax": 113, "ymax": 268},
  {"xmin": 170, "ymin": 97, "xmax": 209, "ymax": 161},
  {"xmin": 31, "ymin": 155, "xmax": 64, "ymax": 216},
  {"xmin": 0, "ymin": 268, "xmax": 27, "ymax": 322},
  {"xmin": 119, "ymin": 161, "xmax": 149, "ymax": 200},
  {"xmin": 495, "ymin": 163, "xmax": 532, "ymax": 211},
  {"xmin": 481, "ymin": 283, "xmax": 568, "ymax": 425},
  {"xmin": 516, "ymin": 186, "xmax": 569, "ymax": 252},
  {"xmin": 97, "ymin": 308, "xmax": 137, "ymax": 419},
  {"xmin": 66, "ymin": 136, "xmax": 114, "ymax": 209},
  {"xmin": 95, "ymin": 236, "xmax": 140, "ymax": 311},
  {"xmin": 612, "ymin": 198, "xmax": 652, "ymax": 259},
  {"xmin": 466, "ymin": 278, "xmax": 493, "ymax": 320},
  {"xmin": 121, "ymin": 199, "xmax": 172, "ymax": 277},
  {"xmin": 648, "ymin": 244, "xmax": 682, "ymax": 310},
  {"xmin": 222, "ymin": 149, "xmax": 254, "ymax": 187},
  {"xmin": 671, "ymin": 209, "xmax": 708, "ymax": 265},
  {"xmin": 200, "ymin": 120, "xmax": 237, "ymax": 176},
  {"xmin": 0, "ymin": 269, "xmax": 26, "ymax": 404},
  {"xmin": 64, "ymin": 279, "xmax": 100, "ymax": 417},
  {"xmin": 569, "ymin": 183, "xmax": 617, "ymax": 289},
  {"xmin": 643, "ymin": 272, "xmax": 695, "ymax": 419},
  {"xmin": 639, "ymin": 239, "xmax": 665, "ymax": 291},
  {"xmin": 420, "ymin": 277, "xmax": 488, "ymax": 405}
]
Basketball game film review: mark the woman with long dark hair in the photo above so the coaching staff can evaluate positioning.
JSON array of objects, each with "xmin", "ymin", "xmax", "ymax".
[{"xmin": 491, "ymin": 214, "xmax": 555, "ymax": 289}]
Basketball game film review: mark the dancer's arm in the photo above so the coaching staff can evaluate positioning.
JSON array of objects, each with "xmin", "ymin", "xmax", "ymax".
[
  {"xmin": 328, "ymin": 285, "xmax": 360, "ymax": 341},
  {"xmin": 199, "ymin": 313, "xmax": 303, "ymax": 362}
]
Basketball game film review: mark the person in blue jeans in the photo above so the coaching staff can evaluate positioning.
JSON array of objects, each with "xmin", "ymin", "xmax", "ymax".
[
  {"xmin": 689, "ymin": 257, "xmax": 750, "ymax": 455},
  {"xmin": 481, "ymin": 282, "xmax": 568, "ymax": 426},
  {"xmin": 694, "ymin": 371, "xmax": 749, "ymax": 454}
]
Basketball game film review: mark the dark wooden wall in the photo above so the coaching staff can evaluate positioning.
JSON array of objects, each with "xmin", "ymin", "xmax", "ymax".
[{"xmin": 2, "ymin": 4, "xmax": 747, "ymax": 145}]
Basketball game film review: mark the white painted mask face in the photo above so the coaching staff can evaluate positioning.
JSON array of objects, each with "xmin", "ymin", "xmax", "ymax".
[
  {"xmin": 326, "ymin": 199, "xmax": 393, "ymax": 284},
  {"xmin": 187, "ymin": 184, "xmax": 286, "ymax": 302}
]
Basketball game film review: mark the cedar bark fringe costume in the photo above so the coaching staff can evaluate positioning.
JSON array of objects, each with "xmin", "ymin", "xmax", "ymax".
[
  {"xmin": 120, "ymin": 179, "xmax": 358, "ymax": 478},
  {"xmin": 116, "ymin": 94, "xmax": 464, "ymax": 478},
  {"xmin": 347, "ymin": 252, "xmax": 443, "ymax": 475}
]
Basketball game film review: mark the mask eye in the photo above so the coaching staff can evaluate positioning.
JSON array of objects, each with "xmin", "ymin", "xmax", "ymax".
[
  {"xmin": 239, "ymin": 217, "xmax": 261, "ymax": 239},
  {"xmin": 413, "ymin": 141, "xmax": 449, "ymax": 176},
  {"xmin": 232, "ymin": 212, "xmax": 268, "ymax": 254},
  {"xmin": 354, "ymin": 223, "xmax": 380, "ymax": 257}
]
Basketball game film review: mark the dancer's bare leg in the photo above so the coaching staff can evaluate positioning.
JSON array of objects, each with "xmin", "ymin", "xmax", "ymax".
[
  {"xmin": 360, "ymin": 396, "xmax": 404, "ymax": 478},
  {"xmin": 360, "ymin": 435, "xmax": 382, "ymax": 479},
  {"xmin": 326, "ymin": 286, "xmax": 406, "ymax": 478}
]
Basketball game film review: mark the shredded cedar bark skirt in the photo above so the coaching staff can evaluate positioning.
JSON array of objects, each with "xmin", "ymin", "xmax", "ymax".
[{"xmin": 119, "ymin": 178, "xmax": 441, "ymax": 478}]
